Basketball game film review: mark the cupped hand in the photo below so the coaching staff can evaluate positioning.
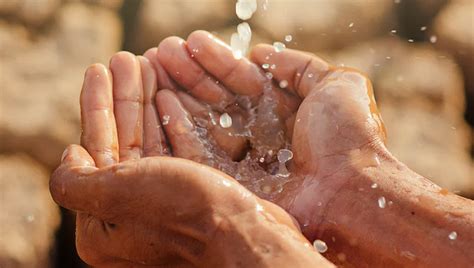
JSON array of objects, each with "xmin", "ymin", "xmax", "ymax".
[
  {"xmin": 50, "ymin": 55, "xmax": 322, "ymax": 267},
  {"xmin": 149, "ymin": 31, "xmax": 387, "ymax": 238}
]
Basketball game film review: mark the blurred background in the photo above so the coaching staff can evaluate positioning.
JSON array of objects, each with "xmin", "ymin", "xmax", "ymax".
[{"xmin": 0, "ymin": 0, "xmax": 472, "ymax": 267}]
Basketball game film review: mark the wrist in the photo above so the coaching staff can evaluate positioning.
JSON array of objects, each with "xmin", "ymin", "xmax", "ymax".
[
  {"xmin": 306, "ymin": 147, "xmax": 474, "ymax": 267},
  {"xmin": 203, "ymin": 199, "xmax": 333, "ymax": 267}
]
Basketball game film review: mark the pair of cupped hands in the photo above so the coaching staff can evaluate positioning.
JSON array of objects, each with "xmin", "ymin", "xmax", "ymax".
[{"xmin": 51, "ymin": 30, "xmax": 386, "ymax": 267}]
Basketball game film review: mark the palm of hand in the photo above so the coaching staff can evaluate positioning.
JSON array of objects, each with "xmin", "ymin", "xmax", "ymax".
[
  {"xmin": 150, "ymin": 31, "xmax": 386, "ymax": 236},
  {"xmin": 53, "ymin": 49, "xmax": 304, "ymax": 266}
]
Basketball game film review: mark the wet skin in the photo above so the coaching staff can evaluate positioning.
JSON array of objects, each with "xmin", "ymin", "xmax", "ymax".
[
  {"xmin": 149, "ymin": 31, "xmax": 474, "ymax": 267},
  {"xmin": 50, "ymin": 55, "xmax": 332, "ymax": 267},
  {"xmin": 50, "ymin": 31, "xmax": 474, "ymax": 267}
]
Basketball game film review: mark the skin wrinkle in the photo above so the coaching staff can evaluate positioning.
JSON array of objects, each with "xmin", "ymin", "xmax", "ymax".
[{"xmin": 52, "ymin": 32, "xmax": 474, "ymax": 267}]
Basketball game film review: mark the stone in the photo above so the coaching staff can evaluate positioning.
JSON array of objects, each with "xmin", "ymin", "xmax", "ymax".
[
  {"xmin": 433, "ymin": 0, "xmax": 474, "ymax": 126},
  {"xmin": 252, "ymin": 0, "xmax": 396, "ymax": 52},
  {"xmin": 0, "ymin": 0, "xmax": 61, "ymax": 26},
  {"xmin": 69, "ymin": 0, "xmax": 124, "ymax": 10},
  {"xmin": 395, "ymin": 0, "xmax": 448, "ymax": 40},
  {"xmin": 330, "ymin": 38, "xmax": 473, "ymax": 196},
  {"xmin": 0, "ymin": 154, "xmax": 60, "ymax": 267},
  {"xmin": 381, "ymin": 106, "xmax": 473, "ymax": 195},
  {"xmin": 0, "ymin": 2, "xmax": 122, "ymax": 168},
  {"xmin": 132, "ymin": 0, "xmax": 232, "ymax": 53}
]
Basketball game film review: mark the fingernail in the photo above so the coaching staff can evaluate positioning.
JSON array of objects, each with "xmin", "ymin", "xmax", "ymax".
[{"xmin": 61, "ymin": 148, "xmax": 69, "ymax": 162}]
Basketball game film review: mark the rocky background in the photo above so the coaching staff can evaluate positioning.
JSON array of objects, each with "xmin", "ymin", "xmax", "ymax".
[{"xmin": 0, "ymin": 0, "xmax": 472, "ymax": 267}]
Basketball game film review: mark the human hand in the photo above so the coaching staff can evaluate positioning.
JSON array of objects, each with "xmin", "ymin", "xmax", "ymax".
[
  {"xmin": 149, "ymin": 31, "xmax": 474, "ymax": 268},
  {"xmin": 50, "ymin": 54, "xmax": 333, "ymax": 267},
  {"xmin": 150, "ymin": 30, "xmax": 386, "ymax": 232}
]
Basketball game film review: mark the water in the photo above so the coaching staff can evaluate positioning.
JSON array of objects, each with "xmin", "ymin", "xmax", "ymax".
[
  {"xmin": 162, "ymin": 115, "xmax": 170, "ymax": 125},
  {"xmin": 273, "ymin": 42, "xmax": 286, "ymax": 52},
  {"xmin": 231, "ymin": 22, "xmax": 252, "ymax": 59},
  {"xmin": 231, "ymin": 1, "xmax": 256, "ymax": 59},
  {"xmin": 235, "ymin": 0, "xmax": 257, "ymax": 20},
  {"xmin": 279, "ymin": 80, "xmax": 288, "ymax": 88},
  {"xmin": 276, "ymin": 149, "xmax": 293, "ymax": 177},
  {"xmin": 313, "ymin": 239, "xmax": 328, "ymax": 253},
  {"xmin": 285, "ymin": 34, "xmax": 293, "ymax": 42},
  {"xmin": 219, "ymin": 113, "xmax": 233, "ymax": 128},
  {"xmin": 378, "ymin": 196, "xmax": 386, "ymax": 208},
  {"xmin": 448, "ymin": 231, "xmax": 457, "ymax": 240}
]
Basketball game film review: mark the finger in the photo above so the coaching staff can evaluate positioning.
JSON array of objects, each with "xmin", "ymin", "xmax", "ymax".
[
  {"xmin": 186, "ymin": 31, "xmax": 300, "ymax": 118},
  {"xmin": 61, "ymin": 144, "xmax": 95, "ymax": 168},
  {"xmin": 176, "ymin": 91, "xmax": 249, "ymax": 161},
  {"xmin": 51, "ymin": 146, "xmax": 104, "ymax": 214},
  {"xmin": 109, "ymin": 52, "xmax": 144, "ymax": 161},
  {"xmin": 138, "ymin": 56, "xmax": 170, "ymax": 156},
  {"xmin": 155, "ymin": 89, "xmax": 212, "ymax": 163},
  {"xmin": 80, "ymin": 63, "xmax": 119, "ymax": 167},
  {"xmin": 143, "ymin": 47, "xmax": 179, "ymax": 91},
  {"xmin": 156, "ymin": 36, "xmax": 235, "ymax": 109},
  {"xmin": 186, "ymin": 30, "xmax": 266, "ymax": 97},
  {"xmin": 250, "ymin": 44, "xmax": 330, "ymax": 98}
]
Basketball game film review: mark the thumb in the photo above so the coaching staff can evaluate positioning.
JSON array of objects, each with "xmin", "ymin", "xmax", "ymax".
[
  {"xmin": 250, "ymin": 44, "xmax": 330, "ymax": 98},
  {"xmin": 50, "ymin": 145, "xmax": 112, "ymax": 216}
]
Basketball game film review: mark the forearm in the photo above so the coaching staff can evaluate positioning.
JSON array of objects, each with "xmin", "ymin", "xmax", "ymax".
[{"xmin": 315, "ymin": 150, "xmax": 474, "ymax": 267}]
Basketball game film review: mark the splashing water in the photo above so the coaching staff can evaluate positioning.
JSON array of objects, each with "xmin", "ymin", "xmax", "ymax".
[
  {"xmin": 231, "ymin": 0, "xmax": 257, "ymax": 59},
  {"xmin": 231, "ymin": 22, "xmax": 252, "ymax": 59},
  {"xmin": 378, "ymin": 196, "xmax": 386, "ymax": 208},
  {"xmin": 236, "ymin": 0, "xmax": 257, "ymax": 20},
  {"xmin": 276, "ymin": 149, "xmax": 293, "ymax": 177},
  {"xmin": 162, "ymin": 115, "xmax": 170, "ymax": 125},
  {"xmin": 273, "ymin": 41, "xmax": 286, "ymax": 52},
  {"xmin": 219, "ymin": 113, "xmax": 233, "ymax": 128},
  {"xmin": 448, "ymin": 231, "xmax": 457, "ymax": 240},
  {"xmin": 313, "ymin": 239, "xmax": 328, "ymax": 253}
]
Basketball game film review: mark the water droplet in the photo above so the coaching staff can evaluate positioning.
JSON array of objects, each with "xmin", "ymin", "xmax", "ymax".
[
  {"xmin": 448, "ymin": 231, "xmax": 457, "ymax": 240},
  {"xmin": 408, "ymin": 39, "xmax": 414, "ymax": 43},
  {"xmin": 348, "ymin": 22, "xmax": 354, "ymax": 28},
  {"xmin": 265, "ymin": 72, "xmax": 273, "ymax": 79},
  {"xmin": 277, "ymin": 149, "xmax": 293, "ymax": 162},
  {"xmin": 308, "ymin": 73, "xmax": 314, "ymax": 78},
  {"xmin": 378, "ymin": 196, "xmax": 386, "ymax": 208},
  {"xmin": 162, "ymin": 115, "xmax": 170, "ymax": 125},
  {"xmin": 259, "ymin": 157, "xmax": 265, "ymax": 163},
  {"xmin": 391, "ymin": 29, "xmax": 397, "ymax": 34},
  {"xmin": 273, "ymin": 42, "xmax": 286, "ymax": 52},
  {"xmin": 430, "ymin": 35, "xmax": 437, "ymax": 43},
  {"xmin": 279, "ymin": 80, "xmax": 288, "ymax": 88},
  {"xmin": 371, "ymin": 183, "xmax": 378, "ymax": 189},
  {"xmin": 313, "ymin": 239, "xmax": 328, "ymax": 253},
  {"xmin": 270, "ymin": 64, "xmax": 276, "ymax": 69},
  {"xmin": 262, "ymin": 63, "xmax": 270, "ymax": 69},
  {"xmin": 285, "ymin": 34, "xmax": 293, "ymax": 42},
  {"xmin": 420, "ymin": 26, "xmax": 427, "ymax": 31},
  {"xmin": 219, "ymin": 113, "xmax": 232, "ymax": 128},
  {"xmin": 236, "ymin": 0, "xmax": 257, "ymax": 20}
]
